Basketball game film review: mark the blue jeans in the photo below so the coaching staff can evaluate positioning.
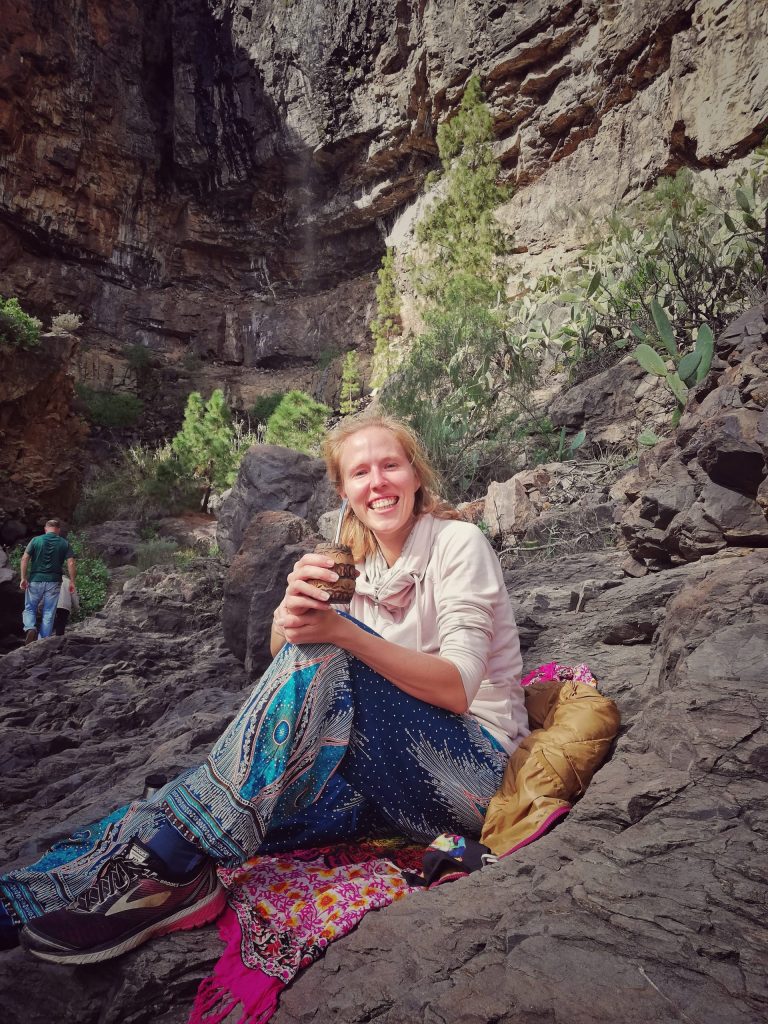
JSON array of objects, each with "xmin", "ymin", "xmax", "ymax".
[{"xmin": 23, "ymin": 581, "xmax": 61, "ymax": 638}]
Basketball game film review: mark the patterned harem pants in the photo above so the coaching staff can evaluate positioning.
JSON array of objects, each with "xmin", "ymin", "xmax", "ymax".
[
  {"xmin": 162, "ymin": 637, "xmax": 509, "ymax": 865},
  {"xmin": 0, "ymin": 635, "xmax": 509, "ymax": 922}
]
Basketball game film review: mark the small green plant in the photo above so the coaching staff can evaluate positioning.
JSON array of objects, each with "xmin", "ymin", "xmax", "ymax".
[
  {"xmin": 51, "ymin": 311, "xmax": 83, "ymax": 333},
  {"xmin": 339, "ymin": 350, "xmax": 362, "ymax": 414},
  {"xmin": 67, "ymin": 532, "xmax": 110, "ymax": 621},
  {"xmin": 632, "ymin": 299, "xmax": 714, "ymax": 424},
  {"xmin": 317, "ymin": 347, "xmax": 340, "ymax": 371},
  {"xmin": 0, "ymin": 296, "xmax": 42, "ymax": 350},
  {"xmin": 125, "ymin": 342, "xmax": 155, "ymax": 374},
  {"xmin": 264, "ymin": 390, "xmax": 331, "ymax": 454},
  {"xmin": 76, "ymin": 385, "xmax": 144, "ymax": 428},
  {"xmin": 249, "ymin": 391, "xmax": 286, "ymax": 424},
  {"xmin": 556, "ymin": 426, "xmax": 587, "ymax": 462}
]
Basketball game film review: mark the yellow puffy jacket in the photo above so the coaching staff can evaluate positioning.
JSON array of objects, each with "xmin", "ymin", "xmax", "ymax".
[{"xmin": 480, "ymin": 680, "xmax": 621, "ymax": 857}]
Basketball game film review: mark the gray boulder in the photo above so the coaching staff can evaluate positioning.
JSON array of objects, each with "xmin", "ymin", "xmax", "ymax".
[
  {"xmin": 216, "ymin": 446, "xmax": 338, "ymax": 559},
  {"xmin": 221, "ymin": 510, "xmax": 320, "ymax": 677},
  {"xmin": 81, "ymin": 520, "xmax": 142, "ymax": 567}
]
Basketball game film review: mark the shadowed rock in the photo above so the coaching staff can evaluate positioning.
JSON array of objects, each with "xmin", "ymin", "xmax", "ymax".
[
  {"xmin": 0, "ymin": 544, "xmax": 766, "ymax": 1023},
  {"xmin": 217, "ymin": 446, "xmax": 337, "ymax": 559}
]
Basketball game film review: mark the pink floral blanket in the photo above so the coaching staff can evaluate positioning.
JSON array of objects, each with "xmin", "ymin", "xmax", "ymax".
[{"xmin": 189, "ymin": 841, "xmax": 423, "ymax": 1024}]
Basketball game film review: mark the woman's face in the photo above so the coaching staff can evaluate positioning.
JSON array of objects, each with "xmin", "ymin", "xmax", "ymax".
[{"xmin": 338, "ymin": 426, "xmax": 421, "ymax": 562}]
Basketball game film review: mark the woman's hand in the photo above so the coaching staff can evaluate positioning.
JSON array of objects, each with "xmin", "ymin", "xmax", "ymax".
[
  {"xmin": 281, "ymin": 551, "xmax": 340, "ymax": 617},
  {"xmin": 282, "ymin": 606, "xmax": 345, "ymax": 646},
  {"xmin": 271, "ymin": 552, "xmax": 344, "ymax": 654}
]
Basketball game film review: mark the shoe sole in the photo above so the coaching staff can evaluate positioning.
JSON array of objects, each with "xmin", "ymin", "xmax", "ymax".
[{"xmin": 22, "ymin": 881, "xmax": 227, "ymax": 965}]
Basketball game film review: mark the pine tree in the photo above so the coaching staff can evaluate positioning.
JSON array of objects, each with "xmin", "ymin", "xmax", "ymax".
[
  {"xmin": 369, "ymin": 248, "xmax": 403, "ymax": 388},
  {"xmin": 414, "ymin": 75, "xmax": 508, "ymax": 304},
  {"xmin": 264, "ymin": 390, "xmax": 331, "ymax": 454},
  {"xmin": 172, "ymin": 389, "xmax": 239, "ymax": 512},
  {"xmin": 339, "ymin": 350, "xmax": 362, "ymax": 414}
]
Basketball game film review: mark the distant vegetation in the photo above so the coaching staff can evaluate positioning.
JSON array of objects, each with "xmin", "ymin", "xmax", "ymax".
[
  {"xmin": 76, "ymin": 384, "xmax": 145, "ymax": 428},
  {"xmin": 75, "ymin": 389, "xmax": 258, "ymax": 524},
  {"xmin": 0, "ymin": 296, "xmax": 42, "ymax": 350},
  {"xmin": 368, "ymin": 72, "xmax": 768, "ymax": 500}
]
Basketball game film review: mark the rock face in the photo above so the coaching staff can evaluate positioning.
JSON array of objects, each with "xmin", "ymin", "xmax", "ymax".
[
  {"xmin": 549, "ymin": 355, "xmax": 674, "ymax": 447},
  {"xmin": 1, "ymin": 545, "xmax": 766, "ymax": 1023},
  {"xmin": 222, "ymin": 509, "xmax": 319, "ymax": 676},
  {"xmin": 217, "ymin": 444, "xmax": 338, "ymax": 558},
  {"xmin": 619, "ymin": 304, "xmax": 768, "ymax": 565},
  {"xmin": 0, "ymin": 334, "xmax": 87, "ymax": 531},
  {"xmin": 1, "ymin": 1, "xmax": 765, "ymax": 363}
]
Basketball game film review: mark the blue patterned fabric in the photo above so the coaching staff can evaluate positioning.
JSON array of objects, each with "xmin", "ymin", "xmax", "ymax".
[
  {"xmin": 1, "ymin": 627, "xmax": 507, "ymax": 923},
  {"xmin": 163, "ymin": 635, "xmax": 507, "ymax": 864}
]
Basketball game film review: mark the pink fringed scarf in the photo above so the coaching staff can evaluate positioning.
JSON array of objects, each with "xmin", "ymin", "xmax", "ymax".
[{"xmin": 188, "ymin": 842, "xmax": 423, "ymax": 1024}]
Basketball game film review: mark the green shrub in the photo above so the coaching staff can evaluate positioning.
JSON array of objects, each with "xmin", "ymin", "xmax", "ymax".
[
  {"xmin": 0, "ymin": 296, "xmax": 42, "ymax": 350},
  {"xmin": 370, "ymin": 248, "xmax": 404, "ymax": 388},
  {"xmin": 534, "ymin": 155, "xmax": 768, "ymax": 372},
  {"xmin": 76, "ymin": 384, "xmax": 144, "ymax": 428},
  {"xmin": 264, "ymin": 390, "xmax": 331, "ymax": 454},
  {"xmin": 378, "ymin": 78, "xmax": 533, "ymax": 501},
  {"xmin": 73, "ymin": 443, "xmax": 199, "ymax": 526},
  {"xmin": 67, "ymin": 532, "xmax": 109, "ymax": 621},
  {"xmin": 249, "ymin": 392, "xmax": 286, "ymax": 424},
  {"xmin": 413, "ymin": 75, "xmax": 509, "ymax": 305},
  {"xmin": 51, "ymin": 312, "xmax": 83, "ymax": 333},
  {"xmin": 339, "ymin": 350, "xmax": 362, "ymax": 414},
  {"xmin": 171, "ymin": 389, "xmax": 257, "ymax": 512},
  {"xmin": 382, "ymin": 296, "xmax": 533, "ymax": 501}
]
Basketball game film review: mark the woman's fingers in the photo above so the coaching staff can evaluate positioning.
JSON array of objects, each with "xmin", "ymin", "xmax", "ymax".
[
  {"xmin": 287, "ymin": 579, "xmax": 334, "ymax": 602},
  {"xmin": 284, "ymin": 589, "xmax": 332, "ymax": 617},
  {"xmin": 288, "ymin": 553, "xmax": 339, "ymax": 581}
]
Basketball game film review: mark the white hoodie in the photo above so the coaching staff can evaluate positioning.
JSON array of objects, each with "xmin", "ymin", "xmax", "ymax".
[{"xmin": 349, "ymin": 514, "xmax": 528, "ymax": 753}]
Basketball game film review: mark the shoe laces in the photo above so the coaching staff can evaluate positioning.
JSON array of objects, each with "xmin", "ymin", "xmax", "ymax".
[{"xmin": 76, "ymin": 851, "xmax": 158, "ymax": 912}]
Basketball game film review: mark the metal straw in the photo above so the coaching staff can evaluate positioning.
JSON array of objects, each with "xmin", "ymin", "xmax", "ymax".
[{"xmin": 333, "ymin": 498, "xmax": 348, "ymax": 545}]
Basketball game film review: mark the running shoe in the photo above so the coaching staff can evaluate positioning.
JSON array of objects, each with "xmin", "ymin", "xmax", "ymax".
[{"xmin": 20, "ymin": 838, "xmax": 226, "ymax": 964}]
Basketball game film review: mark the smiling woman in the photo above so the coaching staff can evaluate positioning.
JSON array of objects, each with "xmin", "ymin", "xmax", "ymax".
[{"xmin": 5, "ymin": 411, "xmax": 528, "ymax": 969}]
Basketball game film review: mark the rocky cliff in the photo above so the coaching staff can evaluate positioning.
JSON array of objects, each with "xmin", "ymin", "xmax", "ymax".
[
  {"xmin": 0, "ymin": 333, "xmax": 87, "ymax": 535},
  {"xmin": 1, "ymin": 0, "xmax": 766, "ymax": 370}
]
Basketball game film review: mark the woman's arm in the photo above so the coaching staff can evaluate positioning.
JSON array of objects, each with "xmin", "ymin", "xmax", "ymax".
[{"xmin": 281, "ymin": 609, "xmax": 468, "ymax": 714}]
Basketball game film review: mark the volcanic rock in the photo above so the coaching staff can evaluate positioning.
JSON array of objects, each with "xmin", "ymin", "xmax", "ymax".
[
  {"xmin": 2, "ymin": 1, "xmax": 766, "ymax": 365},
  {"xmin": 0, "ymin": 334, "xmax": 87, "ymax": 532},
  {"xmin": 222, "ymin": 510, "xmax": 320, "ymax": 677},
  {"xmin": 217, "ymin": 445, "xmax": 337, "ymax": 559},
  {"xmin": 1, "ymin": 545, "xmax": 766, "ymax": 1023},
  {"xmin": 619, "ymin": 304, "xmax": 768, "ymax": 566}
]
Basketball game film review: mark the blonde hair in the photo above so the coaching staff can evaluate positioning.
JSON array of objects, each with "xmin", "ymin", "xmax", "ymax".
[{"xmin": 322, "ymin": 411, "xmax": 461, "ymax": 561}]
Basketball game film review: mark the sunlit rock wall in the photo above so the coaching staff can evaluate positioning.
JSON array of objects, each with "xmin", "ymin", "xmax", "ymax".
[{"xmin": 0, "ymin": 0, "xmax": 765, "ymax": 365}]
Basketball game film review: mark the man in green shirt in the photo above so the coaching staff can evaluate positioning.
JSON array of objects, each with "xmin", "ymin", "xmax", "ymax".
[{"xmin": 20, "ymin": 519, "xmax": 76, "ymax": 643}]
